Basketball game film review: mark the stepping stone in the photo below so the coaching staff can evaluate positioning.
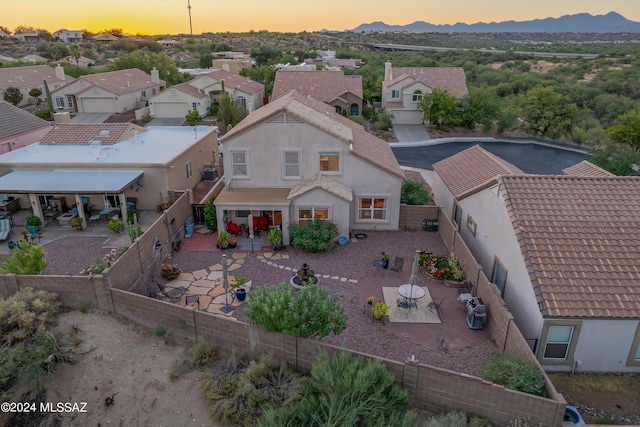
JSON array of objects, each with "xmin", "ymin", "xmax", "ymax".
[
  {"xmin": 192, "ymin": 279, "xmax": 215, "ymax": 288},
  {"xmin": 340, "ymin": 278, "xmax": 347, "ymax": 282},
  {"xmin": 279, "ymin": 265, "xmax": 285, "ymax": 269},
  {"xmin": 281, "ymin": 254, "xmax": 289, "ymax": 259},
  {"xmin": 197, "ymin": 295, "xmax": 213, "ymax": 308},
  {"xmin": 284, "ymin": 267, "xmax": 291, "ymax": 271},
  {"xmin": 235, "ymin": 258, "xmax": 245, "ymax": 265},
  {"xmin": 211, "ymin": 293, "xmax": 234, "ymax": 304},
  {"xmin": 271, "ymin": 254, "xmax": 282, "ymax": 260},
  {"xmin": 322, "ymin": 275, "xmax": 330, "ymax": 278},
  {"xmin": 244, "ymin": 280, "xmax": 252, "ymax": 290},
  {"xmin": 192, "ymin": 269, "xmax": 208, "ymax": 279},
  {"xmin": 206, "ymin": 304, "xmax": 236, "ymax": 317},
  {"xmin": 176, "ymin": 272, "xmax": 194, "ymax": 281},
  {"xmin": 266, "ymin": 261, "xmax": 273, "ymax": 265},
  {"xmin": 168, "ymin": 280, "xmax": 191, "ymax": 289},
  {"xmin": 228, "ymin": 263, "xmax": 241, "ymax": 272},
  {"xmin": 257, "ymin": 255, "xmax": 265, "ymax": 260},
  {"xmin": 209, "ymin": 263, "xmax": 223, "ymax": 271},
  {"xmin": 207, "ymin": 270, "xmax": 223, "ymax": 280},
  {"xmin": 331, "ymin": 276, "xmax": 340, "ymax": 280},
  {"xmin": 348, "ymin": 279, "xmax": 358, "ymax": 283},
  {"xmin": 232, "ymin": 252, "xmax": 247, "ymax": 259},
  {"xmin": 208, "ymin": 286, "xmax": 227, "ymax": 297}
]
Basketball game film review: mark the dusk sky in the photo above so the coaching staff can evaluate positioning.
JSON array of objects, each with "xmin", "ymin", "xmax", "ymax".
[{"xmin": 1, "ymin": 0, "xmax": 638, "ymax": 35}]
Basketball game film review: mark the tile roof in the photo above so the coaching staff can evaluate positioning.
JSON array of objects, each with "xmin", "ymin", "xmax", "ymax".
[
  {"xmin": 499, "ymin": 175, "xmax": 640, "ymax": 319},
  {"xmin": 195, "ymin": 69, "xmax": 263, "ymax": 95},
  {"xmin": 433, "ymin": 145, "xmax": 523, "ymax": 199},
  {"xmin": 0, "ymin": 64, "xmax": 71, "ymax": 89},
  {"xmin": 0, "ymin": 101, "xmax": 51, "ymax": 140},
  {"xmin": 385, "ymin": 67, "xmax": 468, "ymax": 98},
  {"xmin": 40, "ymin": 123, "xmax": 147, "ymax": 145},
  {"xmin": 69, "ymin": 68, "xmax": 165, "ymax": 95},
  {"xmin": 272, "ymin": 71, "xmax": 362, "ymax": 102},
  {"xmin": 170, "ymin": 82, "xmax": 208, "ymax": 99},
  {"xmin": 287, "ymin": 174, "xmax": 353, "ymax": 201},
  {"xmin": 562, "ymin": 160, "xmax": 615, "ymax": 177},
  {"xmin": 222, "ymin": 90, "xmax": 403, "ymax": 179}
]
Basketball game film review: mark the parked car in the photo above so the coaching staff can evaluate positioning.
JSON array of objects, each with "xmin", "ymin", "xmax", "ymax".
[{"xmin": 564, "ymin": 406, "xmax": 585, "ymax": 425}]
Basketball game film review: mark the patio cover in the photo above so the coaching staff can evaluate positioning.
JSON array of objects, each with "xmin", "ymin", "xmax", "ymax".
[
  {"xmin": 0, "ymin": 169, "xmax": 144, "ymax": 193},
  {"xmin": 214, "ymin": 188, "xmax": 291, "ymax": 207}
]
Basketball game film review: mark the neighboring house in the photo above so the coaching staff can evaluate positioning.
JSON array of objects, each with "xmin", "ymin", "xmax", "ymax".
[
  {"xmin": 0, "ymin": 123, "xmax": 217, "ymax": 227},
  {"xmin": 432, "ymin": 146, "xmax": 640, "ymax": 373},
  {"xmin": 381, "ymin": 61, "xmax": 468, "ymax": 125},
  {"xmin": 211, "ymin": 58, "xmax": 252, "ymax": 75},
  {"xmin": 149, "ymin": 69, "xmax": 264, "ymax": 118},
  {"xmin": 0, "ymin": 64, "xmax": 74, "ymax": 107},
  {"xmin": 50, "ymin": 68, "xmax": 166, "ymax": 114},
  {"xmin": 271, "ymin": 70, "xmax": 363, "ymax": 116},
  {"xmin": 304, "ymin": 50, "xmax": 363, "ymax": 70},
  {"xmin": 93, "ymin": 58, "xmax": 116, "ymax": 68},
  {"xmin": 54, "ymin": 29, "xmax": 83, "ymax": 43},
  {"xmin": 215, "ymin": 90, "xmax": 404, "ymax": 245},
  {"xmin": 0, "ymin": 101, "xmax": 52, "ymax": 153},
  {"xmin": 157, "ymin": 39, "xmax": 179, "ymax": 47},
  {"xmin": 13, "ymin": 30, "xmax": 40, "ymax": 42},
  {"xmin": 212, "ymin": 51, "xmax": 246, "ymax": 60},
  {"xmin": 61, "ymin": 56, "xmax": 95, "ymax": 67},
  {"xmin": 92, "ymin": 33, "xmax": 119, "ymax": 44}
]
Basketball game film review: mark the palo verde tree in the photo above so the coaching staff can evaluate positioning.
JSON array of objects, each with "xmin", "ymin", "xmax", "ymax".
[
  {"xmin": 417, "ymin": 88, "xmax": 458, "ymax": 128},
  {"xmin": 607, "ymin": 110, "xmax": 640, "ymax": 152},
  {"xmin": 519, "ymin": 85, "xmax": 580, "ymax": 139},
  {"xmin": 185, "ymin": 109, "xmax": 203, "ymax": 126}
]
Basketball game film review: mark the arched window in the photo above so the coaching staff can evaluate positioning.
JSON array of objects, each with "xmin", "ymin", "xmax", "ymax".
[
  {"xmin": 350, "ymin": 103, "xmax": 359, "ymax": 116},
  {"xmin": 412, "ymin": 90, "xmax": 423, "ymax": 102}
]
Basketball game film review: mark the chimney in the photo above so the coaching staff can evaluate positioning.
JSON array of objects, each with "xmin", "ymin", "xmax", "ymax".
[
  {"xmin": 53, "ymin": 111, "xmax": 71, "ymax": 124},
  {"xmin": 151, "ymin": 67, "xmax": 160, "ymax": 84},
  {"xmin": 222, "ymin": 62, "xmax": 230, "ymax": 72},
  {"xmin": 384, "ymin": 61, "xmax": 392, "ymax": 81},
  {"xmin": 55, "ymin": 64, "xmax": 65, "ymax": 81}
]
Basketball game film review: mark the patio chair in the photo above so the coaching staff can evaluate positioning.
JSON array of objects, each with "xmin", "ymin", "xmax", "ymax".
[
  {"xmin": 226, "ymin": 221, "xmax": 241, "ymax": 235},
  {"xmin": 390, "ymin": 256, "xmax": 404, "ymax": 276},
  {"xmin": 427, "ymin": 297, "xmax": 446, "ymax": 314}
]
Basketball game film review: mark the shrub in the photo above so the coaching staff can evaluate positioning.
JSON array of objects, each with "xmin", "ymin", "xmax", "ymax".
[
  {"xmin": 217, "ymin": 230, "xmax": 230, "ymax": 247},
  {"xmin": 481, "ymin": 352, "xmax": 548, "ymax": 397},
  {"xmin": 372, "ymin": 110, "xmax": 393, "ymax": 131},
  {"xmin": 35, "ymin": 109, "xmax": 52, "ymax": 119},
  {"xmin": 245, "ymin": 283, "xmax": 347, "ymax": 339},
  {"xmin": 400, "ymin": 179, "xmax": 431, "ymax": 205},
  {"xmin": 288, "ymin": 220, "xmax": 338, "ymax": 253},
  {"xmin": 266, "ymin": 228, "xmax": 282, "ymax": 248},
  {"xmin": 161, "ymin": 263, "xmax": 181, "ymax": 280},
  {"xmin": 107, "ymin": 218, "xmax": 123, "ymax": 233},
  {"xmin": 154, "ymin": 325, "xmax": 167, "ymax": 336},
  {"xmin": 424, "ymin": 411, "xmax": 493, "ymax": 427},
  {"xmin": 190, "ymin": 339, "xmax": 217, "ymax": 368},
  {"xmin": 79, "ymin": 247, "xmax": 128, "ymax": 276},
  {"xmin": 203, "ymin": 195, "xmax": 217, "ymax": 231},
  {"xmin": 25, "ymin": 215, "xmax": 42, "ymax": 227},
  {"xmin": 0, "ymin": 240, "xmax": 49, "ymax": 275},
  {"xmin": 258, "ymin": 350, "xmax": 414, "ymax": 427}
]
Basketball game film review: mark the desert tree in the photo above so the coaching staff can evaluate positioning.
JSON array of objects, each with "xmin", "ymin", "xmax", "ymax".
[{"xmin": 3, "ymin": 87, "xmax": 23, "ymax": 105}]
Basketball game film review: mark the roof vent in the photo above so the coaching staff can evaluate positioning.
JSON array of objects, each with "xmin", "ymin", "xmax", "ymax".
[
  {"xmin": 99, "ymin": 130, "xmax": 110, "ymax": 137},
  {"xmin": 90, "ymin": 140, "xmax": 102, "ymax": 145}
]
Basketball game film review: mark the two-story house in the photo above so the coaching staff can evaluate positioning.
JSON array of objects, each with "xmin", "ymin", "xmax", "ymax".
[
  {"xmin": 381, "ymin": 61, "xmax": 468, "ymax": 125},
  {"xmin": 214, "ymin": 90, "xmax": 404, "ymax": 245},
  {"xmin": 50, "ymin": 68, "xmax": 166, "ymax": 114},
  {"xmin": 432, "ymin": 146, "xmax": 640, "ymax": 373},
  {"xmin": 0, "ymin": 64, "xmax": 74, "ymax": 107},
  {"xmin": 54, "ymin": 29, "xmax": 83, "ymax": 43},
  {"xmin": 148, "ymin": 69, "xmax": 264, "ymax": 119},
  {"xmin": 272, "ymin": 70, "xmax": 363, "ymax": 116}
]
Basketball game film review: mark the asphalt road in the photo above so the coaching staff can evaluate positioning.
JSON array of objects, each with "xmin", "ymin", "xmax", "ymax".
[{"xmin": 391, "ymin": 140, "xmax": 590, "ymax": 174}]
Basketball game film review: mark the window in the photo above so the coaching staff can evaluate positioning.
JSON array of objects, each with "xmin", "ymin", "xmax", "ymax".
[
  {"xmin": 335, "ymin": 105, "xmax": 342, "ymax": 114},
  {"xmin": 466, "ymin": 214, "xmax": 477, "ymax": 236},
  {"xmin": 350, "ymin": 103, "xmax": 359, "ymax": 116},
  {"xmin": 67, "ymin": 96, "xmax": 73, "ymax": 108},
  {"xmin": 284, "ymin": 151, "xmax": 300, "ymax": 178},
  {"xmin": 626, "ymin": 324, "xmax": 640, "ymax": 367},
  {"xmin": 236, "ymin": 96, "xmax": 246, "ymax": 110},
  {"xmin": 152, "ymin": 88, "xmax": 156, "ymax": 95},
  {"xmin": 543, "ymin": 326, "xmax": 574, "ymax": 360},
  {"xmin": 319, "ymin": 152, "xmax": 339, "ymax": 172},
  {"xmin": 231, "ymin": 151, "xmax": 248, "ymax": 176},
  {"xmin": 55, "ymin": 97, "xmax": 64, "ymax": 108},
  {"xmin": 141, "ymin": 90, "xmax": 146, "ymax": 97},
  {"xmin": 412, "ymin": 90, "xmax": 423, "ymax": 102},
  {"xmin": 491, "ymin": 257, "xmax": 507, "ymax": 296},
  {"xmin": 234, "ymin": 210, "xmax": 251, "ymax": 218},
  {"xmin": 192, "ymin": 102, "xmax": 197, "ymax": 110},
  {"xmin": 298, "ymin": 207, "xmax": 329, "ymax": 224},
  {"xmin": 452, "ymin": 202, "xmax": 462, "ymax": 227},
  {"xmin": 358, "ymin": 197, "xmax": 388, "ymax": 221},
  {"xmin": 391, "ymin": 90, "xmax": 400, "ymax": 99},
  {"xmin": 185, "ymin": 161, "xmax": 192, "ymax": 179}
]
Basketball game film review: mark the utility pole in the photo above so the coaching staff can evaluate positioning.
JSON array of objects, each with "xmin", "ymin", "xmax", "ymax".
[{"xmin": 187, "ymin": 0, "xmax": 193, "ymax": 36}]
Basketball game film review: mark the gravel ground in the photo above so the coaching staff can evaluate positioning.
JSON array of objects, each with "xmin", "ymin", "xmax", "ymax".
[{"xmin": 37, "ymin": 230, "xmax": 498, "ymax": 376}]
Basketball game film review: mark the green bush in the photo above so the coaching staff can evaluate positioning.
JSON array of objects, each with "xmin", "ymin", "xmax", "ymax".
[
  {"xmin": 400, "ymin": 179, "xmax": 432, "ymax": 205},
  {"xmin": 424, "ymin": 411, "xmax": 493, "ymax": 427},
  {"xmin": 35, "ymin": 109, "xmax": 52, "ymax": 119},
  {"xmin": 288, "ymin": 219, "xmax": 338, "ymax": 253},
  {"xmin": 481, "ymin": 352, "xmax": 548, "ymax": 397},
  {"xmin": 0, "ymin": 240, "xmax": 49, "ymax": 275},
  {"xmin": 203, "ymin": 195, "xmax": 217, "ymax": 231},
  {"xmin": 200, "ymin": 352, "xmax": 306, "ymax": 427},
  {"xmin": 190, "ymin": 339, "xmax": 217, "ymax": 368},
  {"xmin": 245, "ymin": 283, "xmax": 347, "ymax": 339},
  {"xmin": 373, "ymin": 110, "xmax": 393, "ymax": 131},
  {"xmin": 154, "ymin": 325, "xmax": 167, "ymax": 336},
  {"xmin": 259, "ymin": 350, "xmax": 415, "ymax": 427}
]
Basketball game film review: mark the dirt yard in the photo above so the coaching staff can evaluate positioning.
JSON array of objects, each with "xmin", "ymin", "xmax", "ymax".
[{"xmin": 2, "ymin": 310, "xmax": 224, "ymax": 427}]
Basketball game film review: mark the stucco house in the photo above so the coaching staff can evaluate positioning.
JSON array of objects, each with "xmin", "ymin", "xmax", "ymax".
[
  {"xmin": 50, "ymin": 68, "xmax": 166, "ymax": 114},
  {"xmin": 92, "ymin": 33, "xmax": 119, "ymax": 44},
  {"xmin": 13, "ymin": 30, "xmax": 40, "ymax": 42},
  {"xmin": 381, "ymin": 61, "xmax": 468, "ymax": 125},
  {"xmin": 61, "ymin": 56, "xmax": 95, "ymax": 67},
  {"xmin": 215, "ymin": 90, "xmax": 404, "ymax": 245},
  {"xmin": 0, "ymin": 64, "xmax": 74, "ymax": 107},
  {"xmin": 211, "ymin": 58, "xmax": 252, "ymax": 75},
  {"xmin": 148, "ymin": 69, "xmax": 264, "ymax": 119},
  {"xmin": 0, "ymin": 123, "xmax": 217, "ymax": 228},
  {"xmin": 54, "ymin": 29, "xmax": 83, "ymax": 43},
  {"xmin": 271, "ymin": 70, "xmax": 363, "ymax": 116},
  {"xmin": 0, "ymin": 101, "xmax": 52, "ymax": 154},
  {"xmin": 432, "ymin": 146, "xmax": 640, "ymax": 373}
]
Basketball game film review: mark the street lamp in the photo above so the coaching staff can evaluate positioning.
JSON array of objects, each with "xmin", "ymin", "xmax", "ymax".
[{"xmin": 220, "ymin": 253, "xmax": 235, "ymax": 313}]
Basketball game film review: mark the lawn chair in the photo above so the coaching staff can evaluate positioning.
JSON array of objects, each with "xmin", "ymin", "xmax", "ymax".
[
  {"xmin": 427, "ymin": 297, "xmax": 446, "ymax": 314},
  {"xmin": 390, "ymin": 256, "xmax": 404, "ymax": 276}
]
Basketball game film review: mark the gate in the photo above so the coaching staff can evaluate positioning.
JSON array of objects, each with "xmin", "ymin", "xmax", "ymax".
[{"xmin": 192, "ymin": 204, "xmax": 205, "ymax": 225}]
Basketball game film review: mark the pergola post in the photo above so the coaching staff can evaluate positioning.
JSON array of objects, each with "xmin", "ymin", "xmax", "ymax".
[
  {"xmin": 28, "ymin": 193, "xmax": 44, "ymax": 227},
  {"xmin": 74, "ymin": 194, "xmax": 87, "ymax": 228}
]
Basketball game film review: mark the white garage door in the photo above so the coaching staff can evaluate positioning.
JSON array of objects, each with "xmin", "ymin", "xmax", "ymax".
[
  {"xmin": 81, "ymin": 98, "xmax": 115, "ymax": 113},
  {"xmin": 153, "ymin": 102, "xmax": 189, "ymax": 118},
  {"xmin": 392, "ymin": 110, "xmax": 423, "ymax": 125}
]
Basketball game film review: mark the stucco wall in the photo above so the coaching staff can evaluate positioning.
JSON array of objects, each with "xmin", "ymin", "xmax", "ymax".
[{"xmin": 292, "ymin": 188, "xmax": 351, "ymax": 238}]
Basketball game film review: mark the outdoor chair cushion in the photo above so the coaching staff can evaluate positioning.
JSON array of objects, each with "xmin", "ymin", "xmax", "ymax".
[
  {"xmin": 226, "ymin": 221, "xmax": 241, "ymax": 235},
  {"xmin": 0, "ymin": 218, "xmax": 11, "ymax": 241},
  {"xmin": 253, "ymin": 216, "xmax": 269, "ymax": 231}
]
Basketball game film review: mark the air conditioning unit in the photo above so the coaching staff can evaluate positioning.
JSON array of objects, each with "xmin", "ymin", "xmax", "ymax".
[{"xmin": 203, "ymin": 168, "xmax": 216, "ymax": 181}]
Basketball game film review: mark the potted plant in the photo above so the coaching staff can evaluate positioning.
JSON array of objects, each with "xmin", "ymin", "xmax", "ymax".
[
  {"xmin": 371, "ymin": 299, "xmax": 390, "ymax": 320},
  {"xmin": 381, "ymin": 252, "xmax": 390, "ymax": 269},
  {"xmin": 367, "ymin": 295, "xmax": 376, "ymax": 306},
  {"xmin": 26, "ymin": 215, "xmax": 42, "ymax": 234},
  {"xmin": 267, "ymin": 228, "xmax": 283, "ymax": 250},
  {"xmin": 228, "ymin": 237, "xmax": 237, "ymax": 249},
  {"xmin": 70, "ymin": 216, "xmax": 83, "ymax": 230},
  {"xmin": 161, "ymin": 263, "xmax": 181, "ymax": 280},
  {"xmin": 230, "ymin": 276, "xmax": 247, "ymax": 301},
  {"xmin": 217, "ymin": 230, "xmax": 230, "ymax": 249},
  {"xmin": 107, "ymin": 218, "xmax": 123, "ymax": 234}
]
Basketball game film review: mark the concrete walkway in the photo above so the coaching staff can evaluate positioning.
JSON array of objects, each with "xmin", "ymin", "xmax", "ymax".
[{"xmin": 392, "ymin": 124, "xmax": 431, "ymax": 143}]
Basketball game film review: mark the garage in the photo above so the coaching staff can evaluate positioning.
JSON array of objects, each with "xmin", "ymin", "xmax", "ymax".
[
  {"xmin": 80, "ymin": 98, "xmax": 116, "ymax": 113},
  {"xmin": 391, "ymin": 109, "xmax": 423, "ymax": 125},
  {"xmin": 152, "ymin": 102, "xmax": 189, "ymax": 118}
]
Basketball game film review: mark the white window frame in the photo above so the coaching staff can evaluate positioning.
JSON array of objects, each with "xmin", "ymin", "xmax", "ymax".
[
  {"xmin": 283, "ymin": 151, "xmax": 300, "ymax": 179},
  {"xmin": 185, "ymin": 161, "xmax": 192, "ymax": 179},
  {"xmin": 357, "ymin": 196, "xmax": 389, "ymax": 222},
  {"xmin": 319, "ymin": 151, "xmax": 340, "ymax": 174},
  {"xmin": 66, "ymin": 96, "xmax": 74, "ymax": 108},
  {"xmin": 491, "ymin": 257, "xmax": 507, "ymax": 297},
  {"xmin": 297, "ymin": 207, "xmax": 330, "ymax": 224},
  {"xmin": 236, "ymin": 96, "xmax": 247, "ymax": 110},
  {"xmin": 141, "ymin": 90, "xmax": 146, "ymax": 97},
  {"xmin": 543, "ymin": 325, "xmax": 574, "ymax": 361},
  {"xmin": 391, "ymin": 89, "xmax": 400, "ymax": 99},
  {"xmin": 626, "ymin": 323, "xmax": 640, "ymax": 367},
  {"xmin": 412, "ymin": 90, "xmax": 423, "ymax": 102},
  {"xmin": 55, "ymin": 97, "xmax": 64, "ymax": 108},
  {"xmin": 231, "ymin": 151, "xmax": 249, "ymax": 178}
]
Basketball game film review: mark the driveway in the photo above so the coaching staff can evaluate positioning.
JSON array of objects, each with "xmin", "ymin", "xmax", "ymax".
[
  {"xmin": 393, "ymin": 125, "xmax": 430, "ymax": 142},
  {"xmin": 146, "ymin": 118, "xmax": 185, "ymax": 126},
  {"xmin": 70, "ymin": 113, "xmax": 112, "ymax": 124}
]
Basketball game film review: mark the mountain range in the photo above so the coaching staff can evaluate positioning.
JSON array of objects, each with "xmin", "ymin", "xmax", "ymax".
[{"xmin": 350, "ymin": 12, "xmax": 640, "ymax": 33}]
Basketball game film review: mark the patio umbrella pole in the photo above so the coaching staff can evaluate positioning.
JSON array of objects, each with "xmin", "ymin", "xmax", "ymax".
[{"xmin": 220, "ymin": 253, "xmax": 235, "ymax": 313}]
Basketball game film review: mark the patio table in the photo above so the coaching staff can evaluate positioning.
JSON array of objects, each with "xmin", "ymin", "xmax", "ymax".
[{"xmin": 397, "ymin": 284, "xmax": 426, "ymax": 310}]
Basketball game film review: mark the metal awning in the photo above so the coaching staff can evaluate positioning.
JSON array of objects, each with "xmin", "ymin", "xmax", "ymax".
[
  {"xmin": 214, "ymin": 188, "xmax": 291, "ymax": 206},
  {"xmin": 0, "ymin": 169, "xmax": 144, "ymax": 193}
]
